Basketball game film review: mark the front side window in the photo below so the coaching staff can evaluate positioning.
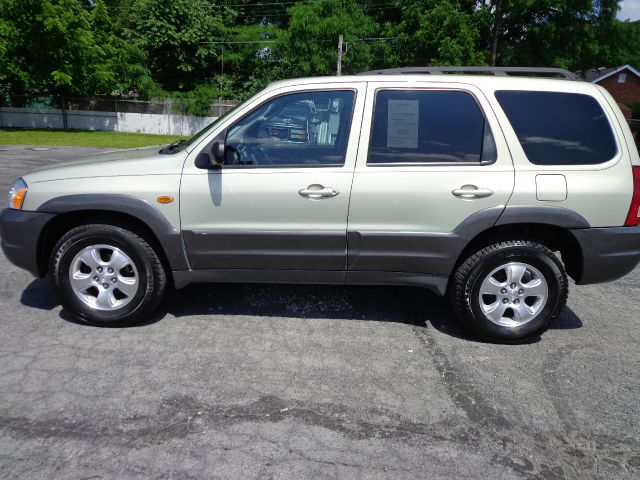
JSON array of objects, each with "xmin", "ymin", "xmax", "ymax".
[
  {"xmin": 368, "ymin": 90, "xmax": 496, "ymax": 165},
  {"xmin": 495, "ymin": 90, "xmax": 617, "ymax": 165},
  {"xmin": 224, "ymin": 90, "xmax": 355, "ymax": 167}
]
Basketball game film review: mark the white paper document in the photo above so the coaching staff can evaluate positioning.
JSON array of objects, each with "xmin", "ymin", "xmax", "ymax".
[{"xmin": 387, "ymin": 99, "xmax": 419, "ymax": 148}]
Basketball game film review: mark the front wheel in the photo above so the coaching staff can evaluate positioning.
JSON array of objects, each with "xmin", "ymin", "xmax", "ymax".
[
  {"xmin": 50, "ymin": 224, "xmax": 167, "ymax": 326},
  {"xmin": 451, "ymin": 240, "xmax": 568, "ymax": 343}
]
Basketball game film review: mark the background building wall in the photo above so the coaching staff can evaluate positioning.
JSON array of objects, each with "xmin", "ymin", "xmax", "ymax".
[{"xmin": 596, "ymin": 69, "xmax": 640, "ymax": 104}]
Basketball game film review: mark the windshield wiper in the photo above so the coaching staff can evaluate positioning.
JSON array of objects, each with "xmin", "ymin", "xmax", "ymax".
[{"xmin": 159, "ymin": 139, "xmax": 186, "ymax": 154}]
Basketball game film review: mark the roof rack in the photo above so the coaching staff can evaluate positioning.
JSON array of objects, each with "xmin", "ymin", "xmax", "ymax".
[{"xmin": 357, "ymin": 66, "xmax": 582, "ymax": 81}]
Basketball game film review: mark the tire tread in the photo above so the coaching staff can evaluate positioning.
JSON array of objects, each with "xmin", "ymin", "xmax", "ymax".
[
  {"xmin": 50, "ymin": 223, "xmax": 167, "ymax": 326},
  {"xmin": 451, "ymin": 240, "xmax": 568, "ymax": 343}
]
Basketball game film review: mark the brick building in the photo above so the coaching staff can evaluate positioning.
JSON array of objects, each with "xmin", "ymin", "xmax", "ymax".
[
  {"xmin": 585, "ymin": 65, "xmax": 640, "ymax": 142},
  {"xmin": 587, "ymin": 65, "xmax": 640, "ymax": 109}
]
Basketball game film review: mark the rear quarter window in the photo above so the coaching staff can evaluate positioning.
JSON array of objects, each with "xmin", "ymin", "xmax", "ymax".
[{"xmin": 495, "ymin": 90, "xmax": 618, "ymax": 165}]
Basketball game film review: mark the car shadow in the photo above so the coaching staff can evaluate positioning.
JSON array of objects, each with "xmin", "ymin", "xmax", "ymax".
[{"xmin": 20, "ymin": 278, "xmax": 582, "ymax": 340}]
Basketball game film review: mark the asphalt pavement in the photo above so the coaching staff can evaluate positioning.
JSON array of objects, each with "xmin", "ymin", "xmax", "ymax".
[{"xmin": 0, "ymin": 145, "xmax": 638, "ymax": 479}]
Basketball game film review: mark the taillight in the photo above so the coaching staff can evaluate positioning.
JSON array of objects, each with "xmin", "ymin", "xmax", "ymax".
[{"xmin": 625, "ymin": 166, "xmax": 640, "ymax": 226}]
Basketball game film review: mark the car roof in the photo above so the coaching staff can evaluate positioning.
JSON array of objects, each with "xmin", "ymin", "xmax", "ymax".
[{"xmin": 264, "ymin": 74, "xmax": 599, "ymax": 95}]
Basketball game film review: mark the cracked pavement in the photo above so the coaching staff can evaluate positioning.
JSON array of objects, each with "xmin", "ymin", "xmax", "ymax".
[{"xmin": 0, "ymin": 145, "xmax": 639, "ymax": 479}]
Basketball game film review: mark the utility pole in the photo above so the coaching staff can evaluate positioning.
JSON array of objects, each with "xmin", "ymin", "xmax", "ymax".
[
  {"xmin": 221, "ymin": 44, "xmax": 225, "ymax": 75},
  {"xmin": 337, "ymin": 34, "xmax": 343, "ymax": 76}
]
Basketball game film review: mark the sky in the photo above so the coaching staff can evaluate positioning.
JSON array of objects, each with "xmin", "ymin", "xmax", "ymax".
[{"xmin": 618, "ymin": 0, "xmax": 640, "ymax": 21}]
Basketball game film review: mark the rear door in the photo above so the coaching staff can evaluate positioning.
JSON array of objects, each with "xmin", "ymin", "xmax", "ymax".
[{"xmin": 347, "ymin": 81, "xmax": 514, "ymax": 277}]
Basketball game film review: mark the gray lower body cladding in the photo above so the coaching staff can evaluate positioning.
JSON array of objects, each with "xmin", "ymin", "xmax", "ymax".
[
  {"xmin": 182, "ymin": 230, "xmax": 346, "ymax": 270},
  {"xmin": 570, "ymin": 226, "xmax": 640, "ymax": 284},
  {"xmin": 181, "ymin": 208, "xmax": 504, "ymax": 276},
  {"xmin": 0, "ymin": 209, "xmax": 55, "ymax": 276},
  {"xmin": 172, "ymin": 268, "xmax": 448, "ymax": 295},
  {"xmin": 3, "ymin": 203, "xmax": 638, "ymax": 294}
]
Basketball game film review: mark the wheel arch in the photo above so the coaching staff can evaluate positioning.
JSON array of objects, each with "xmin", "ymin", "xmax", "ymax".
[
  {"xmin": 453, "ymin": 222, "xmax": 584, "ymax": 284},
  {"xmin": 35, "ymin": 194, "xmax": 188, "ymax": 279}
]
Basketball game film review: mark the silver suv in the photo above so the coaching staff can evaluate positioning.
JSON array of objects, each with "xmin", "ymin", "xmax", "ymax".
[{"xmin": 2, "ymin": 68, "xmax": 640, "ymax": 342}]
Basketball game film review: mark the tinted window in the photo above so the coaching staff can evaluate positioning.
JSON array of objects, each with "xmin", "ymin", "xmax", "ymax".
[
  {"xmin": 225, "ymin": 90, "xmax": 354, "ymax": 167},
  {"xmin": 368, "ymin": 90, "xmax": 496, "ymax": 164},
  {"xmin": 495, "ymin": 91, "xmax": 617, "ymax": 165}
]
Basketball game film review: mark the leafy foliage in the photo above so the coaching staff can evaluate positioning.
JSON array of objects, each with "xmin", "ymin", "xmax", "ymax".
[
  {"xmin": 278, "ymin": 0, "xmax": 378, "ymax": 76},
  {"xmin": 129, "ymin": 0, "xmax": 230, "ymax": 91},
  {"xmin": 2, "ymin": 0, "xmax": 640, "ymax": 114},
  {"xmin": 0, "ymin": 0, "xmax": 150, "ymax": 97},
  {"xmin": 382, "ymin": 0, "xmax": 488, "ymax": 67}
]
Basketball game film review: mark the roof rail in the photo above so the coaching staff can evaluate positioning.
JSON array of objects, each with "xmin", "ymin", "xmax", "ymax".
[{"xmin": 357, "ymin": 66, "xmax": 582, "ymax": 81}]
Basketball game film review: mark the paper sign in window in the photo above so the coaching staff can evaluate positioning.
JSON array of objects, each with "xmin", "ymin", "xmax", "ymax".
[{"xmin": 387, "ymin": 99, "xmax": 419, "ymax": 148}]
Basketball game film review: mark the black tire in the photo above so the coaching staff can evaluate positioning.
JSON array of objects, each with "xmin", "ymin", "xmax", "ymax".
[
  {"xmin": 50, "ymin": 224, "xmax": 167, "ymax": 326},
  {"xmin": 450, "ymin": 240, "xmax": 568, "ymax": 343}
]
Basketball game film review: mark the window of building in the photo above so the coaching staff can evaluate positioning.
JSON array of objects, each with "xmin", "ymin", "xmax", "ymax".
[{"xmin": 618, "ymin": 73, "xmax": 627, "ymax": 84}]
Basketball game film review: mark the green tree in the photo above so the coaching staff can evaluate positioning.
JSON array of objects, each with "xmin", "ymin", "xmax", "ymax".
[
  {"xmin": 606, "ymin": 20, "xmax": 640, "ymax": 68},
  {"xmin": 277, "ymin": 0, "xmax": 378, "ymax": 77},
  {"xmin": 129, "ymin": 0, "xmax": 230, "ymax": 91},
  {"xmin": 382, "ymin": 0, "xmax": 487, "ymax": 67},
  {"xmin": 490, "ymin": 0, "xmax": 623, "ymax": 71},
  {"xmin": 0, "ymin": 0, "xmax": 149, "ymax": 98}
]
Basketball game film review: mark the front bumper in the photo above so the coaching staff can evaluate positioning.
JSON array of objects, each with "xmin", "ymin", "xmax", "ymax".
[
  {"xmin": 0, "ymin": 209, "xmax": 55, "ymax": 276},
  {"xmin": 571, "ymin": 226, "xmax": 640, "ymax": 284}
]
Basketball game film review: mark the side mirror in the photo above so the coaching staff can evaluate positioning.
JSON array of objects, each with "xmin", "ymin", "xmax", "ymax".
[
  {"xmin": 195, "ymin": 132, "xmax": 226, "ymax": 170},
  {"xmin": 211, "ymin": 142, "xmax": 225, "ymax": 166}
]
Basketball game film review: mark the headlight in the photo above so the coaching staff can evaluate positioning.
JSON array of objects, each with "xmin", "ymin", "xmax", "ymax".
[{"xmin": 8, "ymin": 178, "xmax": 27, "ymax": 210}]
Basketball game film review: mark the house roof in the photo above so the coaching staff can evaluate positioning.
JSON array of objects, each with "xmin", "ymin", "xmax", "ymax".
[
  {"xmin": 588, "ymin": 64, "xmax": 640, "ymax": 83},
  {"xmin": 583, "ymin": 67, "xmax": 615, "ymax": 82}
]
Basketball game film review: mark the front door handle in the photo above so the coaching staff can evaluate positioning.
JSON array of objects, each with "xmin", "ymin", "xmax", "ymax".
[
  {"xmin": 298, "ymin": 184, "xmax": 340, "ymax": 199},
  {"xmin": 452, "ymin": 185, "xmax": 494, "ymax": 199}
]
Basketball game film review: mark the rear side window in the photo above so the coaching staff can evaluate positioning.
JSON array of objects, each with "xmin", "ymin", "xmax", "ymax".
[
  {"xmin": 495, "ymin": 90, "xmax": 617, "ymax": 165},
  {"xmin": 368, "ymin": 90, "xmax": 497, "ymax": 165}
]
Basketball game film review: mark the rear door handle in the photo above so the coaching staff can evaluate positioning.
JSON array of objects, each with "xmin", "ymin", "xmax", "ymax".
[
  {"xmin": 298, "ymin": 184, "xmax": 340, "ymax": 199},
  {"xmin": 452, "ymin": 185, "xmax": 494, "ymax": 199}
]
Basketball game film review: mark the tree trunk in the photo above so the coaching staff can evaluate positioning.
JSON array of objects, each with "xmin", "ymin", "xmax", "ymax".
[{"xmin": 490, "ymin": 0, "xmax": 502, "ymax": 66}]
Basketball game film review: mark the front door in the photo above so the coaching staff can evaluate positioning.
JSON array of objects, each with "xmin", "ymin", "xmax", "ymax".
[{"xmin": 179, "ymin": 85, "xmax": 366, "ymax": 277}]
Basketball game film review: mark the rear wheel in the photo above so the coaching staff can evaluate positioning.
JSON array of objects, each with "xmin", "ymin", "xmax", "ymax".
[
  {"xmin": 451, "ymin": 240, "xmax": 568, "ymax": 343},
  {"xmin": 50, "ymin": 224, "xmax": 167, "ymax": 326}
]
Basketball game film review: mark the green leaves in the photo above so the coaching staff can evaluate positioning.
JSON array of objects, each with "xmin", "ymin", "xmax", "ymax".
[
  {"xmin": 1, "ymin": 0, "xmax": 150, "ymax": 97},
  {"xmin": 129, "ymin": 0, "xmax": 228, "ymax": 91},
  {"xmin": 386, "ymin": 0, "xmax": 487, "ymax": 67},
  {"xmin": 2, "ymin": 0, "xmax": 640, "ymax": 110},
  {"xmin": 279, "ymin": 0, "xmax": 378, "ymax": 77},
  {"xmin": 51, "ymin": 70, "xmax": 73, "ymax": 87}
]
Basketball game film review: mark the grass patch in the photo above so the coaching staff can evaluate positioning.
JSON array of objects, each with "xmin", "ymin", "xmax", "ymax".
[{"xmin": 0, "ymin": 128, "xmax": 187, "ymax": 149}]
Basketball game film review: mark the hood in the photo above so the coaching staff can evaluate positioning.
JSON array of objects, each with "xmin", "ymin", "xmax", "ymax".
[{"xmin": 24, "ymin": 146, "xmax": 188, "ymax": 183}]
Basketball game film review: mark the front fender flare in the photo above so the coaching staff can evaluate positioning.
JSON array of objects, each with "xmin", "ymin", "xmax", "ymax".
[{"xmin": 37, "ymin": 194, "xmax": 188, "ymax": 271}]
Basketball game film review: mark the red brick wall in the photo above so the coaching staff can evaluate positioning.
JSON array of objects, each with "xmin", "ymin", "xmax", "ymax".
[{"xmin": 597, "ymin": 69, "xmax": 640, "ymax": 105}]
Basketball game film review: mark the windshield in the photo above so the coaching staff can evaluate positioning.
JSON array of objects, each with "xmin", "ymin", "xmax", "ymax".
[{"xmin": 159, "ymin": 105, "xmax": 238, "ymax": 154}]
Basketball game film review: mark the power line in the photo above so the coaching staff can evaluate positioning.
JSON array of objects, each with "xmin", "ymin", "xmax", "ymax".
[
  {"xmin": 112, "ymin": 1, "xmax": 404, "ymax": 12},
  {"xmin": 197, "ymin": 37, "xmax": 398, "ymax": 45},
  {"xmin": 199, "ymin": 40, "xmax": 278, "ymax": 44}
]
